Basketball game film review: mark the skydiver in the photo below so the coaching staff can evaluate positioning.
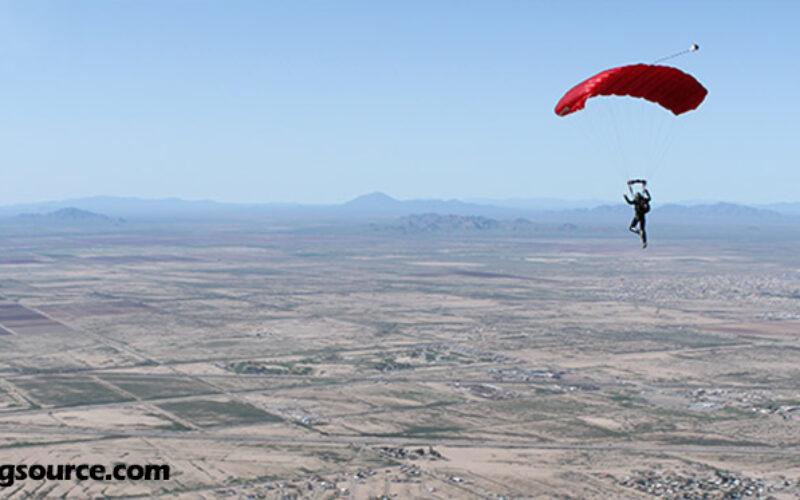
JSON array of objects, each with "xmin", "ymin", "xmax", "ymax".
[{"xmin": 624, "ymin": 181, "xmax": 651, "ymax": 249}]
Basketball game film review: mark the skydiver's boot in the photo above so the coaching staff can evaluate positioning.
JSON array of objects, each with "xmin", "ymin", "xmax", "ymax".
[{"xmin": 641, "ymin": 231, "xmax": 647, "ymax": 249}]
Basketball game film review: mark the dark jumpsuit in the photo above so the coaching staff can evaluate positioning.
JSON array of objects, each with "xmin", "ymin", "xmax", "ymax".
[{"xmin": 624, "ymin": 190, "xmax": 651, "ymax": 246}]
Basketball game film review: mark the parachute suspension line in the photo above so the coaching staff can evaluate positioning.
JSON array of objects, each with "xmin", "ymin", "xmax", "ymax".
[
  {"xmin": 614, "ymin": 98, "xmax": 677, "ymax": 183},
  {"xmin": 607, "ymin": 99, "xmax": 632, "ymax": 180},
  {"xmin": 645, "ymin": 109, "xmax": 677, "ymax": 183},
  {"xmin": 650, "ymin": 112, "xmax": 667, "ymax": 178},
  {"xmin": 574, "ymin": 100, "xmax": 629, "ymax": 182},
  {"xmin": 649, "ymin": 116, "xmax": 679, "ymax": 182},
  {"xmin": 647, "ymin": 105, "xmax": 667, "ymax": 177},
  {"xmin": 618, "ymin": 98, "xmax": 643, "ymax": 180},
  {"xmin": 639, "ymin": 102, "xmax": 652, "ymax": 178},
  {"xmin": 653, "ymin": 43, "xmax": 700, "ymax": 64},
  {"xmin": 595, "ymin": 97, "xmax": 630, "ymax": 179}
]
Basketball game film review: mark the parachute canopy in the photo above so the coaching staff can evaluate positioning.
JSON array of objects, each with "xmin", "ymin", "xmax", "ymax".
[{"xmin": 555, "ymin": 64, "xmax": 707, "ymax": 117}]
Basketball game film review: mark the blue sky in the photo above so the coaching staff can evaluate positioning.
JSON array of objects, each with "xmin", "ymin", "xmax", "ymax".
[{"xmin": 1, "ymin": 1, "xmax": 797, "ymax": 205}]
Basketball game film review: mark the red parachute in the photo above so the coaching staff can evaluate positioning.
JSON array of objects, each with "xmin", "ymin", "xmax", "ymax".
[{"xmin": 554, "ymin": 64, "xmax": 707, "ymax": 117}]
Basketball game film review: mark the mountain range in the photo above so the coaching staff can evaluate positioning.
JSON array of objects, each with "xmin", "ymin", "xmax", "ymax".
[{"xmin": 0, "ymin": 192, "xmax": 798, "ymax": 226}]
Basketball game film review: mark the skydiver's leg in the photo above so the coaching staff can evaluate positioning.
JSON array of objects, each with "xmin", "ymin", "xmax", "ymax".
[
  {"xmin": 629, "ymin": 216, "xmax": 640, "ymax": 234},
  {"xmin": 640, "ymin": 216, "xmax": 647, "ymax": 248}
]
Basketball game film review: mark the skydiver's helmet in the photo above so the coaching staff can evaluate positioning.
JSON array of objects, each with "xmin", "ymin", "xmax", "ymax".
[{"xmin": 634, "ymin": 192, "xmax": 644, "ymax": 201}]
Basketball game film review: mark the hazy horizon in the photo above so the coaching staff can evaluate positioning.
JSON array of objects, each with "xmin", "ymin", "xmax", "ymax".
[{"xmin": 3, "ymin": 190, "xmax": 800, "ymax": 211}]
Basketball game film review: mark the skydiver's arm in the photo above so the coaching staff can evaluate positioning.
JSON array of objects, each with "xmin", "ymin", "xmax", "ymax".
[
  {"xmin": 624, "ymin": 194, "xmax": 633, "ymax": 204},
  {"xmin": 642, "ymin": 189, "xmax": 651, "ymax": 201}
]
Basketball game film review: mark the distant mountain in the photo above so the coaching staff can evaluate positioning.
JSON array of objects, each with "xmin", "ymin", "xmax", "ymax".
[
  {"xmin": 386, "ymin": 213, "xmax": 539, "ymax": 233},
  {"xmin": 544, "ymin": 203, "xmax": 629, "ymax": 221},
  {"xmin": 0, "ymin": 196, "xmax": 245, "ymax": 220},
  {"xmin": 759, "ymin": 202, "xmax": 800, "ymax": 216},
  {"xmin": 15, "ymin": 207, "xmax": 124, "ymax": 225},
  {"xmin": 338, "ymin": 192, "xmax": 513, "ymax": 218},
  {"xmin": 396, "ymin": 213, "xmax": 500, "ymax": 232},
  {"xmin": 342, "ymin": 192, "xmax": 402, "ymax": 209},
  {"xmin": 464, "ymin": 197, "xmax": 610, "ymax": 211},
  {"xmin": 656, "ymin": 203, "xmax": 782, "ymax": 219}
]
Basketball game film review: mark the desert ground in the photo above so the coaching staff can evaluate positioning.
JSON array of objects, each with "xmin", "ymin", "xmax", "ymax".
[{"xmin": 0, "ymin": 220, "xmax": 799, "ymax": 498}]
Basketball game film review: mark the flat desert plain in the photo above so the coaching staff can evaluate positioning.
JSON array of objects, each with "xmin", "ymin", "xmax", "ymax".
[{"xmin": 0, "ymin": 222, "xmax": 799, "ymax": 498}]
